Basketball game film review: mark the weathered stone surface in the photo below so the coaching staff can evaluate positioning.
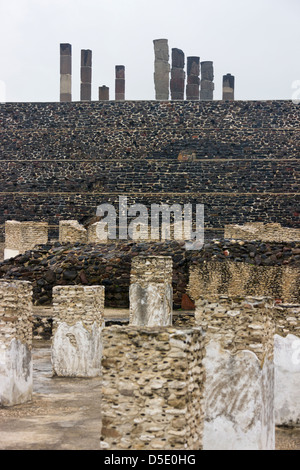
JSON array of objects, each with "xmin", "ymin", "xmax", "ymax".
[
  {"xmin": 153, "ymin": 39, "xmax": 170, "ymax": 100},
  {"xmin": 51, "ymin": 285, "xmax": 105, "ymax": 377},
  {"xmin": 186, "ymin": 58, "xmax": 200, "ymax": 100},
  {"xmin": 115, "ymin": 66, "xmax": 125, "ymax": 101},
  {"xmin": 200, "ymin": 61, "xmax": 214, "ymax": 101},
  {"xmin": 5, "ymin": 221, "xmax": 48, "ymax": 259},
  {"xmin": 98, "ymin": 86, "xmax": 109, "ymax": 101},
  {"xmin": 129, "ymin": 256, "xmax": 173, "ymax": 326},
  {"xmin": 170, "ymin": 48, "xmax": 185, "ymax": 100},
  {"xmin": 80, "ymin": 50, "xmax": 92, "ymax": 101},
  {"xmin": 225, "ymin": 222, "xmax": 300, "ymax": 242},
  {"xmin": 202, "ymin": 340, "xmax": 274, "ymax": 450},
  {"xmin": 0, "ymin": 280, "xmax": 33, "ymax": 406},
  {"xmin": 223, "ymin": 73, "xmax": 235, "ymax": 100},
  {"xmin": 100, "ymin": 326, "xmax": 205, "ymax": 450},
  {"xmin": 60, "ymin": 43, "xmax": 71, "ymax": 102},
  {"xmin": 274, "ymin": 333, "xmax": 300, "ymax": 426}
]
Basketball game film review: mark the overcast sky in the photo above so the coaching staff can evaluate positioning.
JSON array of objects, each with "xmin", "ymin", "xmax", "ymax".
[{"xmin": 0, "ymin": 0, "xmax": 300, "ymax": 102}]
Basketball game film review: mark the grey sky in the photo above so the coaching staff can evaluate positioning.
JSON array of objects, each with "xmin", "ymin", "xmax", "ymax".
[{"xmin": 0, "ymin": 0, "xmax": 299, "ymax": 102}]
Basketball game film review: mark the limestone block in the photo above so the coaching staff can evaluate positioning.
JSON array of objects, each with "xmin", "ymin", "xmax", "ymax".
[
  {"xmin": 51, "ymin": 285, "xmax": 105, "ymax": 377},
  {"xmin": 0, "ymin": 280, "xmax": 33, "ymax": 406},
  {"xmin": 100, "ymin": 326, "xmax": 205, "ymax": 450},
  {"xmin": 195, "ymin": 295, "xmax": 275, "ymax": 450},
  {"xmin": 59, "ymin": 220, "xmax": 87, "ymax": 244},
  {"xmin": 129, "ymin": 256, "xmax": 173, "ymax": 326}
]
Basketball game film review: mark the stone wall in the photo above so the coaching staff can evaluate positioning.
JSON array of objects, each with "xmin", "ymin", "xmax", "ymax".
[
  {"xmin": 4, "ymin": 221, "xmax": 48, "ymax": 258},
  {"xmin": 0, "ymin": 239, "xmax": 299, "ymax": 308},
  {"xmin": 100, "ymin": 325, "xmax": 204, "ymax": 450},
  {"xmin": 0, "ymin": 100, "xmax": 299, "ymax": 242},
  {"xmin": 188, "ymin": 260, "xmax": 300, "ymax": 304},
  {"xmin": 224, "ymin": 223, "xmax": 300, "ymax": 242}
]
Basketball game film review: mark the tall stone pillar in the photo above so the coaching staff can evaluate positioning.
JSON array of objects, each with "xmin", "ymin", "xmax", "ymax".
[
  {"xmin": 186, "ymin": 57, "xmax": 200, "ymax": 100},
  {"xmin": 115, "ymin": 65, "xmax": 125, "ymax": 101},
  {"xmin": 195, "ymin": 295, "xmax": 275, "ymax": 450},
  {"xmin": 153, "ymin": 39, "xmax": 170, "ymax": 100},
  {"xmin": 223, "ymin": 73, "xmax": 235, "ymax": 100},
  {"xmin": 100, "ymin": 325, "xmax": 205, "ymax": 450},
  {"xmin": 200, "ymin": 61, "xmax": 214, "ymax": 101},
  {"xmin": 170, "ymin": 48, "xmax": 185, "ymax": 100},
  {"xmin": 0, "ymin": 280, "xmax": 33, "ymax": 406},
  {"xmin": 51, "ymin": 285, "xmax": 105, "ymax": 377},
  {"xmin": 99, "ymin": 86, "xmax": 109, "ymax": 101},
  {"xmin": 60, "ymin": 43, "xmax": 72, "ymax": 102},
  {"xmin": 80, "ymin": 49, "xmax": 92, "ymax": 101},
  {"xmin": 129, "ymin": 256, "xmax": 173, "ymax": 326}
]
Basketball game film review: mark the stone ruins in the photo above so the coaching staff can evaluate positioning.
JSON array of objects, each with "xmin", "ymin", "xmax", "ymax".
[{"xmin": 0, "ymin": 38, "xmax": 299, "ymax": 451}]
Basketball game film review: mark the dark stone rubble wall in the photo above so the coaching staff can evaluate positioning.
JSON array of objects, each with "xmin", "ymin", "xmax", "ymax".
[
  {"xmin": 0, "ymin": 239, "xmax": 299, "ymax": 309},
  {"xmin": 0, "ymin": 100, "xmax": 299, "ymax": 241}
]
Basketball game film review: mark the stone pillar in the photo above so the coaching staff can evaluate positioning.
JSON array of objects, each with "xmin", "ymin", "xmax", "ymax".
[
  {"xmin": 200, "ymin": 61, "xmax": 214, "ymax": 101},
  {"xmin": 60, "ymin": 43, "xmax": 72, "ymax": 102},
  {"xmin": 0, "ymin": 280, "xmax": 33, "ymax": 406},
  {"xmin": 4, "ymin": 220, "xmax": 49, "ymax": 260},
  {"xmin": 129, "ymin": 256, "xmax": 173, "ymax": 326},
  {"xmin": 51, "ymin": 285, "xmax": 105, "ymax": 377},
  {"xmin": 274, "ymin": 303, "xmax": 300, "ymax": 426},
  {"xmin": 195, "ymin": 295, "xmax": 275, "ymax": 450},
  {"xmin": 223, "ymin": 73, "xmax": 235, "ymax": 100},
  {"xmin": 115, "ymin": 65, "xmax": 125, "ymax": 101},
  {"xmin": 170, "ymin": 48, "xmax": 185, "ymax": 100},
  {"xmin": 153, "ymin": 39, "xmax": 170, "ymax": 100},
  {"xmin": 186, "ymin": 57, "xmax": 200, "ymax": 100},
  {"xmin": 100, "ymin": 325, "xmax": 205, "ymax": 450},
  {"xmin": 58, "ymin": 220, "xmax": 87, "ymax": 244},
  {"xmin": 80, "ymin": 49, "xmax": 92, "ymax": 101},
  {"xmin": 99, "ymin": 86, "xmax": 109, "ymax": 101}
]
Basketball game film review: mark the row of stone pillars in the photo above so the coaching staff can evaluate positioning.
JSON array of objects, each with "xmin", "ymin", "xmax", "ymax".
[
  {"xmin": 154, "ymin": 39, "xmax": 235, "ymax": 101},
  {"xmin": 60, "ymin": 40, "xmax": 234, "ymax": 102},
  {"xmin": 60, "ymin": 43, "xmax": 125, "ymax": 102},
  {"xmin": 0, "ymin": 257, "xmax": 298, "ymax": 450}
]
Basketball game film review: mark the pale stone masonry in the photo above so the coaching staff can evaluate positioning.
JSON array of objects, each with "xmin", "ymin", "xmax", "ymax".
[
  {"xmin": 200, "ymin": 61, "xmax": 214, "ymax": 101},
  {"xmin": 129, "ymin": 256, "xmax": 173, "ymax": 326},
  {"xmin": 188, "ymin": 260, "xmax": 300, "ymax": 304},
  {"xmin": 80, "ymin": 49, "xmax": 92, "ymax": 101},
  {"xmin": 224, "ymin": 222, "xmax": 300, "ymax": 242},
  {"xmin": 115, "ymin": 66, "xmax": 125, "ymax": 101},
  {"xmin": 0, "ymin": 280, "xmax": 33, "ymax": 406},
  {"xmin": 60, "ymin": 43, "xmax": 72, "ymax": 102},
  {"xmin": 58, "ymin": 220, "xmax": 87, "ymax": 244},
  {"xmin": 100, "ymin": 326, "xmax": 205, "ymax": 450},
  {"xmin": 195, "ymin": 295, "xmax": 275, "ymax": 450},
  {"xmin": 51, "ymin": 285, "xmax": 105, "ymax": 377},
  {"xmin": 153, "ymin": 39, "xmax": 170, "ymax": 100},
  {"xmin": 4, "ymin": 220, "xmax": 48, "ymax": 259}
]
